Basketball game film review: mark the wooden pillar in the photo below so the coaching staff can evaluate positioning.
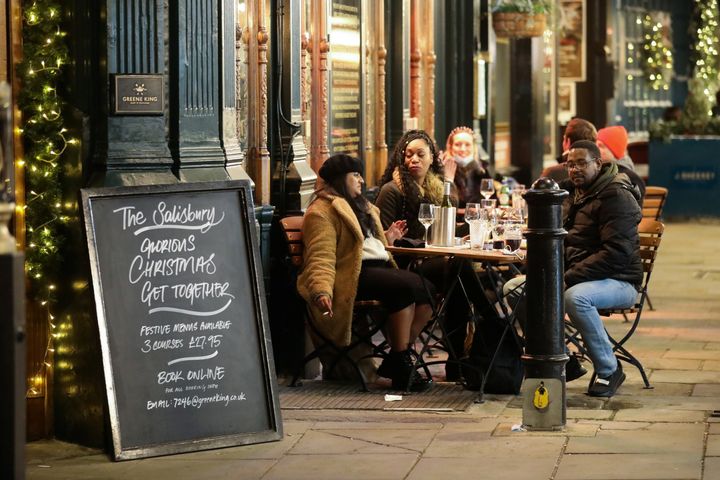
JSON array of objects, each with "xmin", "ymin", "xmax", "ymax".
[
  {"xmin": 245, "ymin": 0, "xmax": 272, "ymax": 203},
  {"xmin": 309, "ymin": 0, "xmax": 329, "ymax": 172},
  {"xmin": 410, "ymin": 0, "xmax": 436, "ymax": 137},
  {"xmin": 421, "ymin": 0, "xmax": 436, "ymax": 138},
  {"xmin": 376, "ymin": 23, "xmax": 388, "ymax": 183},
  {"xmin": 409, "ymin": 0, "xmax": 421, "ymax": 121}
]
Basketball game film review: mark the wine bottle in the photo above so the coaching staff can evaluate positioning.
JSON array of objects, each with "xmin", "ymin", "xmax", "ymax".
[
  {"xmin": 498, "ymin": 179, "xmax": 510, "ymax": 206},
  {"xmin": 441, "ymin": 181, "xmax": 453, "ymax": 207}
]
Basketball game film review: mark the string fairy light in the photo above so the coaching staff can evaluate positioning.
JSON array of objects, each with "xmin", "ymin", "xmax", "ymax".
[
  {"xmin": 641, "ymin": 13, "xmax": 673, "ymax": 91},
  {"xmin": 18, "ymin": 0, "xmax": 73, "ymax": 398},
  {"xmin": 692, "ymin": 0, "xmax": 720, "ymax": 108}
]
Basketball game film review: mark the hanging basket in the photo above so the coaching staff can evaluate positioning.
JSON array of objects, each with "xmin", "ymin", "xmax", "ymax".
[{"xmin": 492, "ymin": 12, "xmax": 546, "ymax": 38}]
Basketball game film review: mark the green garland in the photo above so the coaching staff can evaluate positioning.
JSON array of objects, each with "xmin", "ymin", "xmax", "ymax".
[
  {"xmin": 641, "ymin": 13, "xmax": 672, "ymax": 91},
  {"xmin": 18, "ymin": 0, "xmax": 70, "ymax": 301}
]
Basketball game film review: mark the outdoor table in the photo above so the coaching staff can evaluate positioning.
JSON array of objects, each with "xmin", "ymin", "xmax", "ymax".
[{"xmin": 386, "ymin": 244, "xmax": 525, "ymax": 400}]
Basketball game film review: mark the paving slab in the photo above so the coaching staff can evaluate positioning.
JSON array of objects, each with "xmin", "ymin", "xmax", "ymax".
[
  {"xmin": 492, "ymin": 422, "xmax": 598, "ymax": 437},
  {"xmin": 705, "ymin": 434, "xmax": 720, "ymax": 457},
  {"xmin": 422, "ymin": 432, "xmax": 565, "ymax": 459},
  {"xmin": 642, "ymin": 357, "xmax": 702, "ymax": 370},
  {"xmin": 613, "ymin": 407, "xmax": 707, "ymax": 423},
  {"xmin": 290, "ymin": 427, "xmax": 438, "ymax": 454},
  {"xmin": 266, "ymin": 453, "xmax": 419, "ymax": 480},
  {"xmin": 566, "ymin": 423, "xmax": 704, "ymax": 454},
  {"xmin": 408, "ymin": 455, "xmax": 559, "ymax": 480},
  {"xmin": 556, "ymin": 453, "xmax": 701, "ymax": 480},
  {"xmin": 26, "ymin": 456, "xmax": 277, "ymax": 480},
  {"xmin": 649, "ymin": 369, "xmax": 720, "ymax": 384},
  {"xmin": 664, "ymin": 350, "xmax": 720, "ymax": 361},
  {"xmin": 705, "ymin": 457, "xmax": 720, "ymax": 479}
]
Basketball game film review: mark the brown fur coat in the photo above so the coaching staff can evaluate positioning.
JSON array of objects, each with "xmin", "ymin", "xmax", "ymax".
[{"xmin": 296, "ymin": 190, "xmax": 396, "ymax": 347}]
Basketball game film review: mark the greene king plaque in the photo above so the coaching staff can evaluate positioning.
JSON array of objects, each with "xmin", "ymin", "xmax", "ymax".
[{"xmin": 113, "ymin": 74, "xmax": 164, "ymax": 115}]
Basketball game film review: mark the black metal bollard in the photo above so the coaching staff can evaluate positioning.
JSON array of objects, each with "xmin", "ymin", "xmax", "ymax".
[{"xmin": 521, "ymin": 177, "xmax": 568, "ymax": 430}]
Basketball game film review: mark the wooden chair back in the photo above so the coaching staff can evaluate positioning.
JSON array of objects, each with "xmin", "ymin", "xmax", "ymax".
[
  {"xmin": 642, "ymin": 186, "xmax": 668, "ymax": 220},
  {"xmin": 637, "ymin": 218, "xmax": 664, "ymax": 281},
  {"xmin": 279, "ymin": 215, "xmax": 304, "ymax": 268}
]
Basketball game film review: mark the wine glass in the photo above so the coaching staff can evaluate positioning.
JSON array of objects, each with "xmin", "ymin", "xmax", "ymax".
[
  {"xmin": 480, "ymin": 178, "xmax": 495, "ymax": 200},
  {"xmin": 418, "ymin": 203, "xmax": 435, "ymax": 245},
  {"xmin": 464, "ymin": 202, "xmax": 480, "ymax": 224}
]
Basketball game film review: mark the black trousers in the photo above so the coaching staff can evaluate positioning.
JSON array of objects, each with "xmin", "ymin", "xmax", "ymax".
[{"xmin": 355, "ymin": 260, "xmax": 435, "ymax": 313}]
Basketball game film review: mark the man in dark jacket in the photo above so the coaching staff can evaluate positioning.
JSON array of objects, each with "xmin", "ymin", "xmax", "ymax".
[
  {"xmin": 541, "ymin": 117, "xmax": 597, "ymax": 183},
  {"xmin": 560, "ymin": 140, "xmax": 643, "ymax": 397}
]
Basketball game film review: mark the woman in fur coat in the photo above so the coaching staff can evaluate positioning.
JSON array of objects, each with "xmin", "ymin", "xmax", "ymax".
[{"xmin": 297, "ymin": 154, "xmax": 434, "ymax": 391}]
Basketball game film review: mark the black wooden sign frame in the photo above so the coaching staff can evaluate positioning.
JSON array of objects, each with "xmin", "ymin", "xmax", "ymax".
[{"xmin": 81, "ymin": 181, "xmax": 282, "ymax": 460}]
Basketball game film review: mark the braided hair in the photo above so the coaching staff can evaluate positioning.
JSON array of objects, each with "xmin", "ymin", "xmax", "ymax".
[{"xmin": 379, "ymin": 129, "xmax": 444, "ymax": 226}]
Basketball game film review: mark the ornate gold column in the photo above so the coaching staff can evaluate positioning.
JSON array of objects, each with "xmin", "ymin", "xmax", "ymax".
[
  {"xmin": 301, "ymin": 31, "xmax": 309, "ymax": 134},
  {"xmin": 364, "ymin": 40, "xmax": 375, "ymax": 185},
  {"xmin": 245, "ymin": 0, "xmax": 272, "ymax": 204},
  {"xmin": 309, "ymin": 0, "xmax": 329, "ymax": 173},
  {"xmin": 375, "ymin": 3, "xmax": 388, "ymax": 180},
  {"xmin": 409, "ymin": 0, "xmax": 421, "ymax": 121},
  {"xmin": 421, "ymin": 0, "xmax": 435, "ymax": 138}
]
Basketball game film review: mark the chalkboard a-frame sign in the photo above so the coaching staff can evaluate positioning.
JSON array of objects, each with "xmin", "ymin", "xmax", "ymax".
[{"xmin": 81, "ymin": 180, "xmax": 282, "ymax": 460}]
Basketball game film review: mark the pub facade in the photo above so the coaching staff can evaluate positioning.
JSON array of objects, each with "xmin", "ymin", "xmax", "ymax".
[{"xmin": 0, "ymin": 0, "xmax": 703, "ymax": 452}]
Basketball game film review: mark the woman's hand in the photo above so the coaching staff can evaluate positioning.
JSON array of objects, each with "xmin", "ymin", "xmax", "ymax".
[
  {"xmin": 442, "ymin": 152, "xmax": 457, "ymax": 181},
  {"xmin": 315, "ymin": 295, "xmax": 333, "ymax": 318},
  {"xmin": 384, "ymin": 220, "xmax": 408, "ymax": 245}
]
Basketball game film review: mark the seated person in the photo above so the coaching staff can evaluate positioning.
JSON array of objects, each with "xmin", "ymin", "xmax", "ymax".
[
  {"xmin": 441, "ymin": 126, "xmax": 492, "ymax": 207},
  {"xmin": 596, "ymin": 126, "xmax": 646, "ymax": 201},
  {"xmin": 506, "ymin": 140, "xmax": 642, "ymax": 397},
  {"xmin": 375, "ymin": 129, "xmax": 502, "ymax": 382},
  {"xmin": 541, "ymin": 117, "xmax": 597, "ymax": 183},
  {"xmin": 297, "ymin": 154, "xmax": 434, "ymax": 392}
]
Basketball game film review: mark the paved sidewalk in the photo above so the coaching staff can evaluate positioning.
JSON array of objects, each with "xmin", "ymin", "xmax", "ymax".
[{"xmin": 26, "ymin": 221, "xmax": 720, "ymax": 480}]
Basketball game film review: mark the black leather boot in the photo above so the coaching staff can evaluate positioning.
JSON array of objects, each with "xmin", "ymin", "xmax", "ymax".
[{"xmin": 381, "ymin": 349, "xmax": 431, "ymax": 392}]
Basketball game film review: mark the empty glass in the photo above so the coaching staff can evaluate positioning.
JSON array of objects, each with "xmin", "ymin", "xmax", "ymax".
[
  {"xmin": 512, "ymin": 184, "xmax": 527, "ymax": 222},
  {"xmin": 464, "ymin": 203, "xmax": 488, "ymax": 249},
  {"xmin": 418, "ymin": 203, "xmax": 435, "ymax": 245},
  {"xmin": 464, "ymin": 202, "xmax": 481, "ymax": 224}
]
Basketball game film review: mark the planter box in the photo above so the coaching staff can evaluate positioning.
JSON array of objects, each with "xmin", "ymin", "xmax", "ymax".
[{"xmin": 648, "ymin": 137, "xmax": 720, "ymax": 217}]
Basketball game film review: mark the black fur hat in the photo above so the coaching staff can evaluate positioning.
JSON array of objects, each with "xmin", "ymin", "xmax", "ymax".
[{"xmin": 318, "ymin": 154, "xmax": 363, "ymax": 183}]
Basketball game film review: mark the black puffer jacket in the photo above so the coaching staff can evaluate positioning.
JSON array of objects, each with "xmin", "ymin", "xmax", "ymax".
[{"xmin": 560, "ymin": 163, "xmax": 643, "ymax": 289}]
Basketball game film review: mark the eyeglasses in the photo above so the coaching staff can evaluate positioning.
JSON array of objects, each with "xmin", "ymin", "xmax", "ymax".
[{"xmin": 564, "ymin": 159, "xmax": 595, "ymax": 170}]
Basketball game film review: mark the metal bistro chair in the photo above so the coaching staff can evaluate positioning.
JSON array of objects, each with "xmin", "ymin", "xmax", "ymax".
[
  {"xmin": 566, "ymin": 218, "xmax": 665, "ymax": 389},
  {"xmin": 279, "ymin": 215, "xmax": 390, "ymax": 392}
]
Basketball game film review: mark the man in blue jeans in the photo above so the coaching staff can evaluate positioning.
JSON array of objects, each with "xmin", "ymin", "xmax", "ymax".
[{"xmin": 560, "ymin": 140, "xmax": 643, "ymax": 397}]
